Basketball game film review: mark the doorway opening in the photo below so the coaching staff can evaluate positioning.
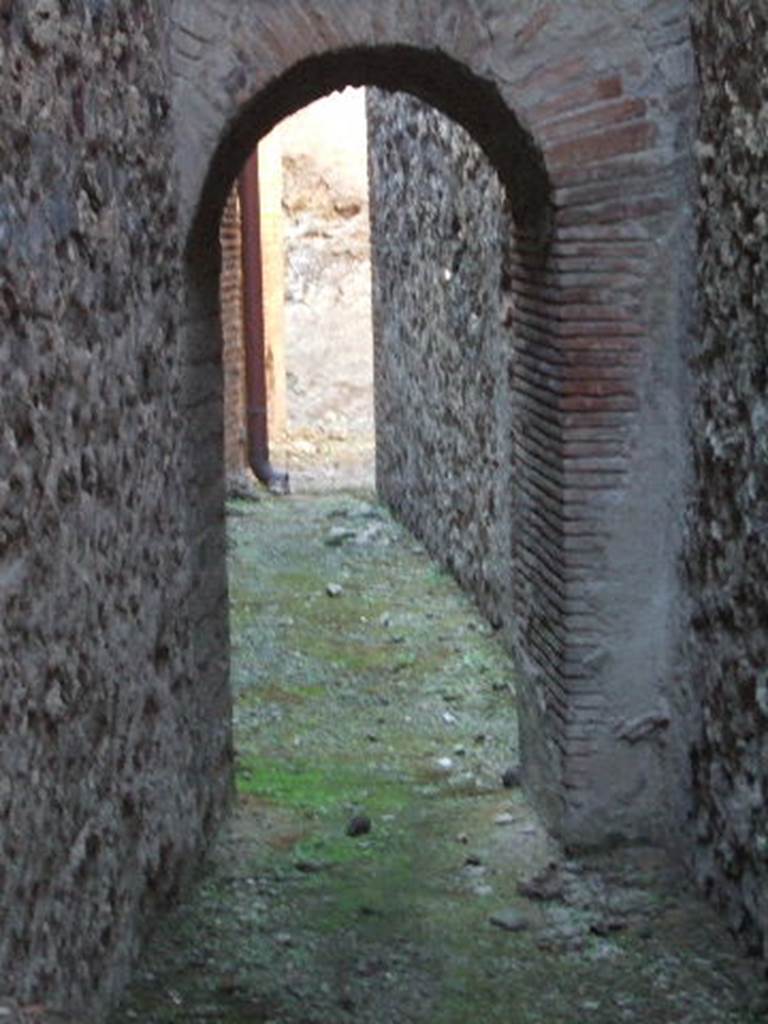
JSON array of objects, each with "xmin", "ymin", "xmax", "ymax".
[
  {"xmin": 182, "ymin": 35, "xmax": 690, "ymax": 867},
  {"xmin": 220, "ymin": 87, "xmax": 375, "ymax": 498},
  {"xmin": 113, "ymin": 82, "xmax": 752, "ymax": 1015},
  {"xmin": 208, "ymin": 85, "xmax": 549, "ymax": 1023},
  {"xmin": 106, "ymin": 30, "xmax": 753, "ymax": 1022}
]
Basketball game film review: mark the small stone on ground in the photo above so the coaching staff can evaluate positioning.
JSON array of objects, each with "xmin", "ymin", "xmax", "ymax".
[{"xmin": 490, "ymin": 908, "xmax": 531, "ymax": 933}]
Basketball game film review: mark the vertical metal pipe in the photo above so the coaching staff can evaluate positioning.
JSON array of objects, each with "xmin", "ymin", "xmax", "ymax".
[{"xmin": 238, "ymin": 147, "xmax": 289, "ymax": 493}]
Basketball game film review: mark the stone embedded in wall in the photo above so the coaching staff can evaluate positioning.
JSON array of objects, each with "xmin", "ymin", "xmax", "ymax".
[
  {"xmin": 0, "ymin": 0, "xmax": 232, "ymax": 1016},
  {"xmin": 688, "ymin": 0, "xmax": 768, "ymax": 960}
]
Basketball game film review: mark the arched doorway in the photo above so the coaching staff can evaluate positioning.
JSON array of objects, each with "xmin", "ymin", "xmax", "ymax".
[{"xmin": 173, "ymin": 4, "xmax": 695, "ymax": 845}]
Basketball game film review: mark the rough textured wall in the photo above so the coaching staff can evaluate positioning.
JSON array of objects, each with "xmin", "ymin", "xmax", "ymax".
[
  {"xmin": 368, "ymin": 89, "xmax": 511, "ymax": 624},
  {"xmin": 366, "ymin": 22, "xmax": 697, "ymax": 843},
  {"xmin": 0, "ymin": 1, "xmax": 232, "ymax": 1016},
  {"xmin": 688, "ymin": 0, "xmax": 768, "ymax": 958}
]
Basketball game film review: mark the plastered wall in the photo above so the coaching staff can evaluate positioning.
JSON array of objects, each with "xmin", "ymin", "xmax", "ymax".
[{"xmin": 368, "ymin": 90, "xmax": 511, "ymax": 627}]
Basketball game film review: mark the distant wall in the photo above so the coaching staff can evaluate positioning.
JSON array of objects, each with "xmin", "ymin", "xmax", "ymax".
[
  {"xmin": 277, "ymin": 87, "xmax": 374, "ymax": 443},
  {"xmin": 0, "ymin": 1, "xmax": 231, "ymax": 1015},
  {"xmin": 259, "ymin": 131, "xmax": 288, "ymax": 441},
  {"xmin": 219, "ymin": 88, "xmax": 374, "ymax": 493},
  {"xmin": 688, "ymin": 0, "xmax": 768, "ymax": 958},
  {"xmin": 277, "ymin": 86, "xmax": 370, "ymax": 210}
]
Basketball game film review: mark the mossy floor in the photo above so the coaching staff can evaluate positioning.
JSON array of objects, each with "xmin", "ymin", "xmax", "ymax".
[{"xmin": 110, "ymin": 491, "xmax": 764, "ymax": 1024}]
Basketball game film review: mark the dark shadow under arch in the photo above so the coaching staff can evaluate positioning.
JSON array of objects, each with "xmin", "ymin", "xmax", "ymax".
[{"xmin": 187, "ymin": 44, "xmax": 552, "ymax": 269}]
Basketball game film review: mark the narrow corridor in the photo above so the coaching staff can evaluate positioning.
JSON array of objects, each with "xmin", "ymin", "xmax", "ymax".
[{"xmin": 109, "ymin": 491, "xmax": 760, "ymax": 1024}]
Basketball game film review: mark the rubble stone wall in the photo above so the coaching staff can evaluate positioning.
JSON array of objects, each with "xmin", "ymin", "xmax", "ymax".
[
  {"xmin": 0, "ymin": 1, "xmax": 232, "ymax": 1015},
  {"xmin": 688, "ymin": 0, "xmax": 768, "ymax": 958},
  {"xmin": 367, "ymin": 89, "xmax": 511, "ymax": 626}
]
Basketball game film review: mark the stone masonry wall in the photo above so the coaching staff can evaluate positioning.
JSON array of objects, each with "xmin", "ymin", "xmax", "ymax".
[
  {"xmin": 368, "ymin": 89, "xmax": 511, "ymax": 626},
  {"xmin": 279, "ymin": 88, "xmax": 373, "ymax": 446},
  {"xmin": 688, "ymin": 0, "xmax": 768, "ymax": 958},
  {"xmin": 0, "ymin": 1, "xmax": 231, "ymax": 1016}
]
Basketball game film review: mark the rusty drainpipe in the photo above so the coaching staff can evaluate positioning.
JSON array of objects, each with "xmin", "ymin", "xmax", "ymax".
[{"xmin": 238, "ymin": 147, "xmax": 290, "ymax": 494}]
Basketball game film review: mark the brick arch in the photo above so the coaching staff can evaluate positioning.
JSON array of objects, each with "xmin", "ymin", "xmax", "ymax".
[
  {"xmin": 172, "ymin": 0, "xmax": 695, "ymax": 845},
  {"xmin": 187, "ymin": 44, "xmax": 552, "ymax": 262}
]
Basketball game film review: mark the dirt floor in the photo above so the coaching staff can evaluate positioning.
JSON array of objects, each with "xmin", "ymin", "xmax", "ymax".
[{"xmin": 108, "ymin": 488, "xmax": 766, "ymax": 1024}]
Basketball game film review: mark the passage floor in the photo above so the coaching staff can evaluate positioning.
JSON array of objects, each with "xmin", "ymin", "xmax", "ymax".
[{"xmin": 110, "ymin": 490, "xmax": 763, "ymax": 1024}]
